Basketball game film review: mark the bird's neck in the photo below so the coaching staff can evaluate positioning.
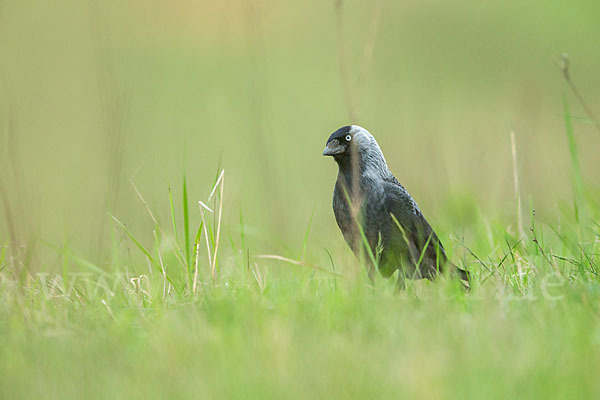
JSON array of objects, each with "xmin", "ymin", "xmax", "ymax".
[
  {"xmin": 336, "ymin": 167, "xmax": 385, "ymax": 201},
  {"xmin": 335, "ymin": 150, "xmax": 390, "ymax": 195}
]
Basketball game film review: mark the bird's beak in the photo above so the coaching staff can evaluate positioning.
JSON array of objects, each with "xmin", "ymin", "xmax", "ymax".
[{"xmin": 322, "ymin": 139, "xmax": 344, "ymax": 156}]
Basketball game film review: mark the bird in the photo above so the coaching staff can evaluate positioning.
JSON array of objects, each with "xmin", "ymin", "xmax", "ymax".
[{"xmin": 323, "ymin": 125, "xmax": 469, "ymax": 287}]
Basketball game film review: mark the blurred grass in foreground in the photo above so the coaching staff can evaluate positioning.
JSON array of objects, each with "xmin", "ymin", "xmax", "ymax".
[{"xmin": 1, "ymin": 0, "xmax": 600, "ymax": 398}]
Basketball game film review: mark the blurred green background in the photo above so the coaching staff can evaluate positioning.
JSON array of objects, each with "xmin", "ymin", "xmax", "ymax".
[
  {"xmin": 3, "ymin": 2, "xmax": 600, "ymax": 399},
  {"xmin": 1, "ymin": 0, "xmax": 600, "ymax": 265}
]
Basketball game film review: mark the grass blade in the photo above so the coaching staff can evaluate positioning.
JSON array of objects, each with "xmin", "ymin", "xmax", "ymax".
[
  {"xmin": 192, "ymin": 221, "xmax": 204, "ymax": 293},
  {"xmin": 169, "ymin": 185, "xmax": 178, "ymax": 243},
  {"xmin": 210, "ymin": 172, "xmax": 224, "ymax": 280},
  {"xmin": 302, "ymin": 205, "xmax": 316, "ymax": 262},
  {"xmin": 257, "ymin": 254, "xmax": 344, "ymax": 277},
  {"xmin": 183, "ymin": 174, "xmax": 191, "ymax": 269},
  {"xmin": 111, "ymin": 215, "xmax": 155, "ymax": 265},
  {"xmin": 0, "ymin": 243, "xmax": 7, "ymax": 272},
  {"xmin": 563, "ymin": 95, "xmax": 586, "ymax": 229}
]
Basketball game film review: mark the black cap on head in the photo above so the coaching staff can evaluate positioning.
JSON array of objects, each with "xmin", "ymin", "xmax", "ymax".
[
  {"xmin": 323, "ymin": 125, "xmax": 354, "ymax": 157},
  {"xmin": 327, "ymin": 125, "xmax": 352, "ymax": 143}
]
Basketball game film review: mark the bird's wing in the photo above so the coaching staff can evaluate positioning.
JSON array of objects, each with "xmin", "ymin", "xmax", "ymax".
[
  {"xmin": 381, "ymin": 177, "xmax": 448, "ymax": 269},
  {"xmin": 384, "ymin": 176, "xmax": 422, "ymax": 215},
  {"xmin": 383, "ymin": 176, "xmax": 471, "ymax": 284}
]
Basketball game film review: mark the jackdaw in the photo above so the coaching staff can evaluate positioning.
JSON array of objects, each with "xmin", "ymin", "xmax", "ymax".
[{"xmin": 323, "ymin": 125, "xmax": 469, "ymax": 286}]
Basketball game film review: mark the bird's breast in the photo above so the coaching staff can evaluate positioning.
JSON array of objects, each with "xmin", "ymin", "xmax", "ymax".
[{"xmin": 332, "ymin": 179, "xmax": 386, "ymax": 255}]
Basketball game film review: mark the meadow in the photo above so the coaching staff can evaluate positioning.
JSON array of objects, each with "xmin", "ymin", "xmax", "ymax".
[{"xmin": 1, "ymin": 0, "xmax": 600, "ymax": 398}]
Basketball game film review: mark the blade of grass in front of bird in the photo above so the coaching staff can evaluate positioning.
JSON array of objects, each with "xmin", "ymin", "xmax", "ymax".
[
  {"xmin": 413, "ymin": 234, "xmax": 433, "ymax": 279},
  {"xmin": 355, "ymin": 221, "xmax": 379, "ymax": 274},
  {"xmin": 390, "ymin": 213, "xmax": 417, "ymax": 282},
  {"xmin": 390, "ymin": 213, "xmax": 410, "ymax": 249},
  {"xmin": 340, "ymin": 186, "xmax": 379, "ymax": 275}
]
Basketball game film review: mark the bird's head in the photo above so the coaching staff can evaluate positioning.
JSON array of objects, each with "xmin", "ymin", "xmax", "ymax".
[
  {"xmin": 323, "ymin": 125, "xmax": 388, "ymax": 173},
  {"xmin": 322, "ymin": 125, "xmax": 355, "ymax": 157}
]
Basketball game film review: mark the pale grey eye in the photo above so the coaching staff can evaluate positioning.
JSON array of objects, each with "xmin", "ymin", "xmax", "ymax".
[{"xmin": 345, "ymin": 135, "xmax": 352, "ymax": 141}]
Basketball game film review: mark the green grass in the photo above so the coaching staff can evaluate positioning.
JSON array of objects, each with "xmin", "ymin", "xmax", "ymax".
[
  {"xmin": 2, "ymin": 136, "xmax": 600, "ymax": 398},
  {"xmin": 2, "ymin": 0, "xmax": 600, "ymax": 398}
]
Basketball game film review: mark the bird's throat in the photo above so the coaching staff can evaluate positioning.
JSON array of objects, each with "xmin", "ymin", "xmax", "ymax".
[{"xmin": 336, "ymin": 168, "xmax": 364, "ymax": 201}]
